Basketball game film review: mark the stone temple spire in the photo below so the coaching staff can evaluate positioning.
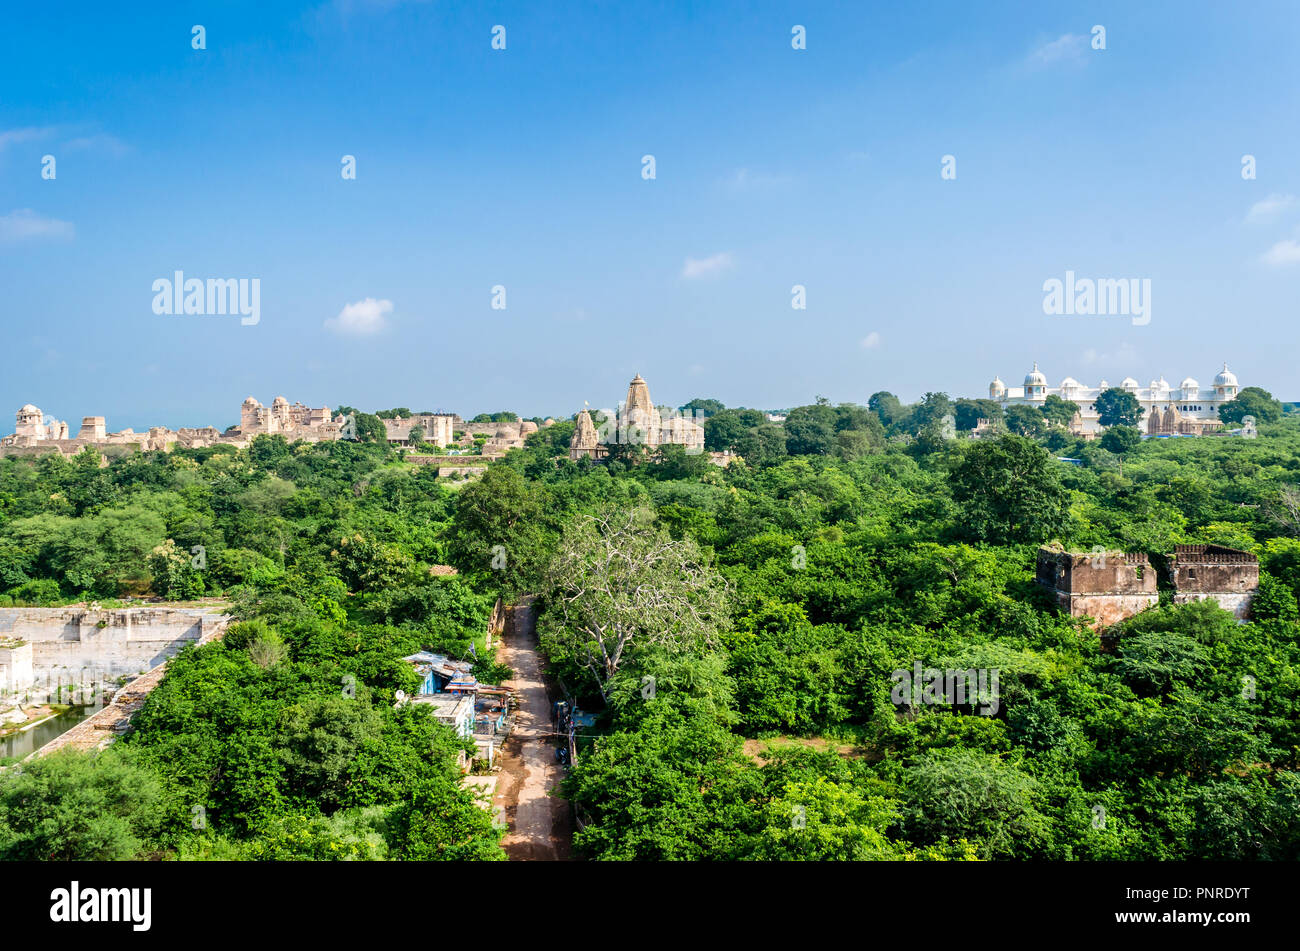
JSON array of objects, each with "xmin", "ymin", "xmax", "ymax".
[
  {"xmin": 570, "ymin": 408, "xmax": 599, "ymax": 451},
  {"xmin": 622, "ymin": 373, "xmax": 660, "ymax": 447},
  {"xmin": 624, "ymin": 373, "xmax": 653, "ymax": 418}
]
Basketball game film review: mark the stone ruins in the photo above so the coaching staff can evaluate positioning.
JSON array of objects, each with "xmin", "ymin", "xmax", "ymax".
[
  {"xmin": 0, "ymin": 395, "xmax": 344, "ymax": 459},
  {"xmin": 239, "ymin": 396, "xmax": 341, "ymax": 441},
  {"xmin": 2, "ymin": 376, "xmax": 719, "ymax": 469},
  {"xmin": 1036, "ymin": 543, "xmax": 1259, "ymax": 628},
  {"xmin": 382, "ymin": 413, "xmax": 456, "ymax": 448}
]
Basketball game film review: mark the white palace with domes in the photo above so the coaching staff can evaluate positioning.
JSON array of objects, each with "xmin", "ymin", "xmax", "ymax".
[{"xmin": 988, "ymin": 363, "xmax": 1241, "ymax": 436}]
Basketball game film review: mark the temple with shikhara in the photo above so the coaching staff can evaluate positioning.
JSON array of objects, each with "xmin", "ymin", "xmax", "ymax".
[{"xmin": 569, "ymin": 373, "xmax": 705, "ymax": 461}]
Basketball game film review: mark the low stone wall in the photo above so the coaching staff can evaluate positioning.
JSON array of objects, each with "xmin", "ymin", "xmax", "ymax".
[
  {"xmin": 1174, "ymin": 591, "xmax": 1254, "ymax": 621},
  {"xmin": 408, "ymin": 454, "xmax": 492, "ymax": 466},
  {"xmin": 1054, "ymin": 592, "xmax": 1161, "ymax": 628},
  {"xmin": 32, "ymin": 613, "xmax": 230, "ymax": 757},
  {"xmin": 0, "ymin": 607, "xmax": 230, "ymax": 684}
]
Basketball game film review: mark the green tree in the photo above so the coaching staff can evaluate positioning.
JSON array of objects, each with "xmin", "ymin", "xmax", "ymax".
[
  {"xmin": 278, "ymin": 696, "xmax": 385, "ymax": 811},
  {"xmin": 868, "ymin": 391, "xmax": 904, "ymax": 427},
  {"xmin": 903, "ymin": 749, "xmax": 1048, "ymax": 859},
  {"xmin": 1100, "ymin": 424, "xmax": 1142, "ymax": 455},
  {"xmin": 949, "ymin": 435, "xmax": 1069, "ymax": 544},
  {"xmin": 0, "ymin": 748, "xmax": 166, "ymax": 860},
  {"xmin": 1040, "ymin": 394, "xmax": 1080, "ymax": 427},
  {"xmin": 680, "ymin": 398, "xmax": 725, "ymax": 418},
  {"xmin": 1005, "ymin": 404, "xmax": 1047, "ymax": 437},
  {"xmin": 784, "ymin": 404, "xmax": 837, "ymax": 456},
  {"xmin": 540, "ymin": 506, "xmax": 730, "ymax": 700},
  {"xmin": 1219, "ymin": 387, "xmax": 1284, "ymax": 425},
  {"xmin": 954, "ymin": 398, "xmax": 1003, "ymax": 431},
  {"xmin": 148, "ymin": 539, "xmax": 205, "ymax": 600},
  {"xmin": 447, "ymin": 465, "xmax": 552, "ymax": 594},
  {"xmin": 1094, "ymin": 387, "xmax": 1143, "ymax": 427},
  {"xmin": 754, "ymin": 776, "xmax": 901, "ymax": 860}
]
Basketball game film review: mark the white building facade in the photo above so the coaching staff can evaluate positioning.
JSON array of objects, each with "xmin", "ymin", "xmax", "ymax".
[{"xmin": 988, "ymin": 363, "xmax": 1240, "ymax": 436}]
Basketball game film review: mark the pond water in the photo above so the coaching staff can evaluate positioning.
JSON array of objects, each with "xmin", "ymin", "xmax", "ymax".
[{"xmin": 0, "ymin": 706, "xmax": 95, "ymax": 761}]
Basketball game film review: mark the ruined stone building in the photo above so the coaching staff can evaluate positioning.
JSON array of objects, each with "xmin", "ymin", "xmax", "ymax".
[
  {"xmin": 1169, "ymin": 544, "xmax": 1259, "ymax": 620},
  {"xmin": 10, "ymin": 403, "xmax": 69, "ymax": 445},
  {"xmin": 2, "ymin": 405, "xmax": 232, "ymax": 458},
  {"xmin": 1, "ymin": 395, "xmax": 344, "ymax": 460},
  {"xmin": 1036, "ymin": 547, "xmax": 1159, "ymax": 628},
  {"xmin": 1036, "ymin": 543, "xmax": 1259, "ymax": 627},
  {"xmin": 382, "ymin": 413, "xmax": 456, "ymax": 448},
  {"xmin": 238, "ymin": 396, "xmax": 341, "ymax": 441}
]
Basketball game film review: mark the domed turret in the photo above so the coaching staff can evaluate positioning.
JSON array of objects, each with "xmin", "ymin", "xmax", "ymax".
[
  {"xmin": 1214, "ymin": 363, "xmax": 1238, "ymax": 387},
  {"xmin": 1023, "ymin": 363, "xmax": 1047, "ymax": 400},
  {"xmin": 1120, "ymin": 377, "xmax": 1140, "ymax": 390},
  {"xmin": 1213, "ymin": 363, "xmax": 1238, "ymax": 399},
  {"xmin": 1180, "ymin": 377, "xmax": 1199, "ymax": 390},
  {"xmin": 989, "ymin": 376, "xmax": 1007, "ymax": 399}
]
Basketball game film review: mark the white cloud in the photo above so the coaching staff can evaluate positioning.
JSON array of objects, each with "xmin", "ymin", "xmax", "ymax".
[
  {"xmin": 0, "ymin": 126, "xmax": 56, "ymax": 151},
  {"xmin": 1080, "ymin": 342, "xmax": 1139, "ymax": 367},
  {"xmin": 860, "ymin": 332, "xmax": 881, "ymax": 350},
  {"xmin": 0, "ymin": 208, "xmax": 74, "ymax": 242},
  {"xmin": 1262, "ymin": 239, "xmax": 1300, "ymax": 267},
  {"xmin": 723, "ymin": 168, "xmax": 790, "ymax": 191},
  {"xmin": 681, "ymin": 252, "xmax": 734, "ymax": 279},
  {"xmin": 325, "ymin": 297, "xmax": 393, "ymax": 335},
  {"xmin": 64, "ymin": 133, "xmax": 130, "ymax": 157},
  {"xmin": 1245, "ymin": 193, "xmax": 1296, "ymax": 224},
  {"xmin": 1026, "ymin": 33, "xmax": 1088, "ymax": 68}
]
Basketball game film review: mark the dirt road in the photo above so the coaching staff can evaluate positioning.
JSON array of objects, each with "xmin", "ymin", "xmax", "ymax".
[{"xmin": 495, "ymin": 596, "xmax": 572, "ymax": 860}]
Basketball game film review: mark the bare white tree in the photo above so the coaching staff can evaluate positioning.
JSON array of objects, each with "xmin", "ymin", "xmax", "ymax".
[
  {"xmin": 1267, "ymin": 484, "xmax": 1300, "ymax": 537},
  {"xmin": 541, "ymin": 506, "xmax": 729, "ymax": 701}
]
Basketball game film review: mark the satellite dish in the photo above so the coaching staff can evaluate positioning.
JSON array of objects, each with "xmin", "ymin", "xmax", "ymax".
[{"xmin": 394, "ymin": 689, "xmax": 408, "ymax": 708}]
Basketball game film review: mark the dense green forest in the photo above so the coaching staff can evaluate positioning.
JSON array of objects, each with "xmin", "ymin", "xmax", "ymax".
[{"xmin": 2, "ymin": 388, "xmax": 1299, "ymax": 861}]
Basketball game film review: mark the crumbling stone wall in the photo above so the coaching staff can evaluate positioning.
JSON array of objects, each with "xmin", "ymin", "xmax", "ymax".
[
  {"xmin": 1170, "ymin": 544, "xmax": 1258, "ymax": 619},
  {"xmin": 1036, "ymin": 546, "xmax": 1159, "ymax": 628},
  {"xmin": 1037, "ymin": 543, "xmax": 1260, "ymax": 626}
]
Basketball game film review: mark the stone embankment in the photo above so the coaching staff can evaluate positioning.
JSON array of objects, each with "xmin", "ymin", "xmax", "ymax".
[{"xmin": 30, "ymin": 609, "xmax": 230, "ymax": 757}]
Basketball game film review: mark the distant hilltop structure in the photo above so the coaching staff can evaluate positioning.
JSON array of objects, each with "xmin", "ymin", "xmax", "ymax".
[
  {"xmin": 239, "ymin": 396, "xmax": 341, "ymax": 440},
  {"xmin": 382, "ymin": 413, "xmax": 456, "ymax": 448},
  {"xmin": 1, "ymin": 395, "xmax": 345, "ymax": 458},
  {"xmin": 570, "ymin": 373, "xmax": 721, "ymax": 463},
  {"xmin": 0, "ymin": 396, "xmax": 545, "ymax": 465},
  {"xmin": 989, "ymin": 362, "xmax": 1240, "ymax": 437}
]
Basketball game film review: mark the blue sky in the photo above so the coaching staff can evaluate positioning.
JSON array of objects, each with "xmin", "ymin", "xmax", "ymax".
[{"xmin": 2, "ymin": 0, "xmax": 1298, "ymax": 430}]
